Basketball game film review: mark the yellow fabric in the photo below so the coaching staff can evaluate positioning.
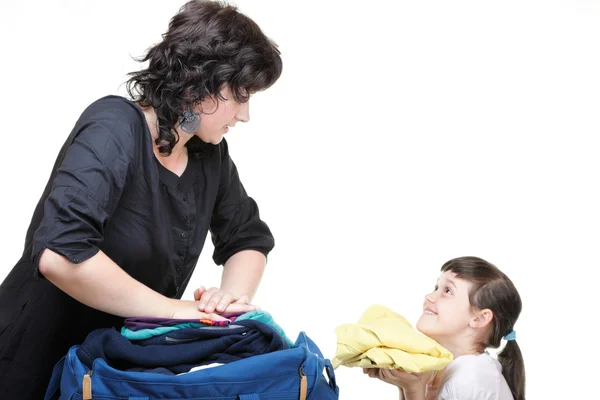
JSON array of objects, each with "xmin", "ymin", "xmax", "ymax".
[{"xmin": 332, "ymin": 304, "xmax": 453, "ymax": 373}]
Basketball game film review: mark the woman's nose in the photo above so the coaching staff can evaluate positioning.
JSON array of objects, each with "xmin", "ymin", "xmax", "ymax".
[{"xmin": 236, "ymin": 100, "xmax": 250, "ymax": 123}]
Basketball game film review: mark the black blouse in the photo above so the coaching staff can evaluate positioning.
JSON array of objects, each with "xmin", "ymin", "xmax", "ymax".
[{"xmin": 0, "ymin": 95, "xmax": 274, "ymax": 398}]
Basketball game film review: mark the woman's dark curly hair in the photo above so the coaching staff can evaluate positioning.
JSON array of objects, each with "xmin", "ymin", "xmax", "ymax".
[{"xmin": 126, "ymin": 0, "xmax": 282, "ymax": 159}]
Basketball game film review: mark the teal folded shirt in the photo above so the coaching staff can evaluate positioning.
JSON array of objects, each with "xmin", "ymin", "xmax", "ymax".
[
  {"xmin": 121, "ymin": 323, "xmax": 205, "ymax": 340},
  {"xmin": 236, "ymin": 311, "xmax": 294, "ymax": 347}
]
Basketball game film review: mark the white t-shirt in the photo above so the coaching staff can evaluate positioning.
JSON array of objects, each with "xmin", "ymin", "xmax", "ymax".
[{"xmin": 427, "ymin": 353, "xmax": 514, "ymax": 400}]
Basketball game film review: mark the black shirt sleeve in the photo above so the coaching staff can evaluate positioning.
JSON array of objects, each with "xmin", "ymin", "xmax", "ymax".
[
  {"xmin": 32, "ymin": 112, "xmax": 135, "ymax": 276},
  {"xmin": 210, "ymin": 140, "xmax": 275, "ymax": 266}
]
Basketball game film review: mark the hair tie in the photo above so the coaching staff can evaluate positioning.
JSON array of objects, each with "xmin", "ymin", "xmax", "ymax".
[{"xmin": 503, "ymin": 330, "xmax": 516, "ymax": 341}]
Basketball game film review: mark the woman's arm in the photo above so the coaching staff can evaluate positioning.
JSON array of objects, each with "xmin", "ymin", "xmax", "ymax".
[
  {"xmin": 220, "ymin": 250, "xmax": 265, "ymax": 301},
  {"xmin": 197, "ymin": 250, "xmax": 266, "ymax": 313},
  {"xmin": 39, "ymin": 248, "xmax": 224, "ymax": 320},
  {"xmin": 198, "ymin": 139, "xmax": 274, "ymax": 313}
]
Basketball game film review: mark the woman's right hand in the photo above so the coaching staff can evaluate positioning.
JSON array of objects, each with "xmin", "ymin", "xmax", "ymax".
[
  {"xmin": 193, "ymin": 286, "xmax": 259, "ymax": 314},
  {"xmin": 169, "ymin": 299, "xmax": 230, "ymax": 321}
]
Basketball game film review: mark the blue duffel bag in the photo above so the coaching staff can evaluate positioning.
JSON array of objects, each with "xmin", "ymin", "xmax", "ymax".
[{"xmin": 44, "ymin": 329, "xmax": 339, "ymax": 400}]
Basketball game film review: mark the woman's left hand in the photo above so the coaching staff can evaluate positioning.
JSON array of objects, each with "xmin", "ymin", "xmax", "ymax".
[
  {"xmin": 193, "ymin": 286, "xmax": 259, "ymax": 314},
  {"xmin": 363, "ymin": 367, "xmax": 434, "ymax": 393}
]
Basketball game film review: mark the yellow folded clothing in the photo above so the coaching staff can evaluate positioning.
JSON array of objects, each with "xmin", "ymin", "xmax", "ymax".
[{"xmin": 332, "ymin": 304, "xmax": 453, "ymax": 373}]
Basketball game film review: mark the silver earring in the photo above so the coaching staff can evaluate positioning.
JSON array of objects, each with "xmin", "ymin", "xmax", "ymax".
[{"xmin": 181, "ymin": 109, "xmax": 201, "ymax": 134}]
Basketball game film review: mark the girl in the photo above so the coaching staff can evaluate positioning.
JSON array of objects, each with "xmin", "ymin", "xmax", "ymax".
[{"xmin": 364, "ymin": 256, "xmax": 525, "ymax": 400}]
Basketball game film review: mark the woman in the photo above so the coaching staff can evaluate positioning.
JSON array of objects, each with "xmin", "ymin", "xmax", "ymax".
[
  {"xmin": 364, "ymin": 256, "xmax": 525, "ymax": 400},
  {"xmin": 0, "ymin": 1, "xmax": 282, "ymax": 398}
]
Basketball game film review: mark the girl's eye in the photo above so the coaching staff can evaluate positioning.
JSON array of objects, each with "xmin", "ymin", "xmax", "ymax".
[
  {"xmin": 433, "ymin": 285, "xmax": 438, "ymax": 292},
  {"xmin": 445, "ymin": 287, "xmax": 453, "ymax": 295}
]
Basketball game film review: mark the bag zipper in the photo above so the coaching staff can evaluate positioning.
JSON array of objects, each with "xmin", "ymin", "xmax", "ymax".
[
  {"xmin": 298, "ymin": 364, "xmax": 307, "ymax": 400},
  {"xmin": 82, "ymin": 369, "xmax": 93, "ymax": 400}
]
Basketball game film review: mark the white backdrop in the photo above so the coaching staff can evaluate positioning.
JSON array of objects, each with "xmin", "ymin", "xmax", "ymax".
[{"xmin": 1, "ymin": 1, "xmax": 599, "ymax": 398}]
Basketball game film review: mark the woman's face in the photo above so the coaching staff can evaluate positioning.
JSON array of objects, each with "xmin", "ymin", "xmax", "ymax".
[{"xmin": 193, "ymin": 86, "xmax": 250, "ymax": 145}]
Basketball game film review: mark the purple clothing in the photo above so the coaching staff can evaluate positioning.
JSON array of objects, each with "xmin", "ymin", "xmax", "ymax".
[{"xmin": 124, "ymin": 313, "xmax": 246, "ymax": 330}]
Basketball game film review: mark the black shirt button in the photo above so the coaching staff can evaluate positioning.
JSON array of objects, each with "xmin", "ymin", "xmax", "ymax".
[
  {"xmin": 176, "ymin": 286, "xmax": 180, "ymax": 292},
  {"xmin": 181, "ymin": 232, "xmax": 187, "ymax": 238},
  {"xmin": 176, "ymin": 267, "xmax": 181, "ymax": 273}
]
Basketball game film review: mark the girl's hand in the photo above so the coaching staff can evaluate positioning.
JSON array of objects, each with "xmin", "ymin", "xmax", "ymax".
[{"xmin": 363, "ymin": 367, "xmax": 434, "ymax": 393}]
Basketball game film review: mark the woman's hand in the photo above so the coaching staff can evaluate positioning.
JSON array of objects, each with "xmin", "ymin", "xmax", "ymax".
[
  {"xmin": 193, "ymin": 286, "xmax": 259, "ymax": 313},
  {"xmin": 169, "ymin": 299, "xmax": 229, "ymax": 320},
  {"xmin": 363, "ymin": 368, "xmax": 434, "ymax": 395}
]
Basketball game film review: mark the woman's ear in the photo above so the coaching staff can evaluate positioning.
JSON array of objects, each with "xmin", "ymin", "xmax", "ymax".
[
  {"xmin": 199, "ymin": 94, "xmax": 218, "ymax": 114},
  {"xmin": 469, "ymin": 308, "xmax": 494, "ymax": 329}
]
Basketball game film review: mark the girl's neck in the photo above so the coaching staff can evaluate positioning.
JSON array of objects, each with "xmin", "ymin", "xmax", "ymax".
[{"xmin": 436, "ymin": 337, "xmax": 482, "ymax": 359}]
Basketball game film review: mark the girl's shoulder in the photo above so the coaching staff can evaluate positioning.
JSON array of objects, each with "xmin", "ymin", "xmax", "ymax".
[
  {"xmin": 447, "ymin": 353, "xmax": 502, "ymax": 377},
  {"xmin": 436, "ymin": 353, "xmax": 512, "ymax": 400}
]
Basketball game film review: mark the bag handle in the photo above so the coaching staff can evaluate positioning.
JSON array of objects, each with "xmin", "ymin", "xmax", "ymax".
[
  {"xmin": 325, "ymin": 359, "xmax": 338, "ymax": 392},
  {"xmin": 43, "ymin": 356, "xmax": 65, "ymax": 400}
]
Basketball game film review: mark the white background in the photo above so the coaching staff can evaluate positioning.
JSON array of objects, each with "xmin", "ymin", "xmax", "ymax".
[{"xmin": 1, "ymin": 1, "xmax": 599, "ymax": 398}]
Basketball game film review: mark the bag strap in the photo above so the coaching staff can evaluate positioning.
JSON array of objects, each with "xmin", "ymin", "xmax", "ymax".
[
  {"xmin": 325, "ymin": 359, "xmax": 338, "ymax": 391},
  {"xmin": 43, "ymin": 356, "xmax": 65, "ymax": 400}
]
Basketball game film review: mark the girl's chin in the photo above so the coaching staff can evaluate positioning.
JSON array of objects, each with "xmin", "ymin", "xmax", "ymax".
[{"xmin": 416, "ymin": 321, "xmax": 435, "ymax": 337}]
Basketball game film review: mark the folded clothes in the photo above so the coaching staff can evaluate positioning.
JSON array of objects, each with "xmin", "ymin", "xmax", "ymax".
[
  {"xmin": 123, "ymin": 314, "xmax": 245, "ymax": 330},
  {"xmin": 332, "ymin": 304, "xmax": 453, "ymax": 373},
  {"xmin": 79, "ymin": 320, "xmax": 289, "ymax": 375},
  {"xmin": 121, "ymin": 311, "xmax": 294, "ymax": 347}
]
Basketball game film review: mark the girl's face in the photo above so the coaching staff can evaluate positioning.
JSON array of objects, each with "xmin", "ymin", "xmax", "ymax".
[{"xmin": 416, "ymin": 271, "xmax": 475, "ymax": 342}]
